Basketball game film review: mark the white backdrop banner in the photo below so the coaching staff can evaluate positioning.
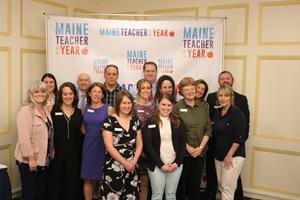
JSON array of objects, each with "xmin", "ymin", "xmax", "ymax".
[{"xmin": 47, "ymin": 16, "xmax": 224, "ymax": 93}]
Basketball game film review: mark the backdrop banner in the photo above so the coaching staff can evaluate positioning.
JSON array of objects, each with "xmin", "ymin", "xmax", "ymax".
[{"xmin": 47, "ymin": 16, "xmax": 224, "ymax": 93}]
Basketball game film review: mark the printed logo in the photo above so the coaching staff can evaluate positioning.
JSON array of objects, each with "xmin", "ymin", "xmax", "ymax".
[
  {"xmin": 98, "ymin": 27, "xmax": 175, "ymax": 38},
  {"xmin": 127, "ymin": 50, "xmax": 147, "ymax": 71},
  {"xmin": 183, "ymin": 26, "xmax": 215, "ymax": 59},
  {"xmin": 55, "ymin": 22, "xmax": 89, "ymax": 55},
  {"xmin": 92, "ymin": 58, "xmax": 108, "ymax": 75},
  {"xmin": 157, "ymin": 58, "xmax": 174, "ymax": 74}
]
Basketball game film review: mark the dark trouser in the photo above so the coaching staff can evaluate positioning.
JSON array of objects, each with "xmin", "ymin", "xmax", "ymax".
[
  {"xmin": 177, "ymin": 156, "xmax": 204, "ymax": 200},
  {"xmin": 205, "ymin": 148, "xmax": 244, "ymax": 200},
  {"xmin": 18, "ymin": 162, "xmax": 49, "ymax": 200},
  {"xmin": 48, "ymin": 156, "xmax": 83, "ymax": 200}
]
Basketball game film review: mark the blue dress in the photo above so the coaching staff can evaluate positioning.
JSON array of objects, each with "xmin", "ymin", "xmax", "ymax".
[{"xmin": 81, "ymin": 104, "xmax": 109, "ymax": 180}]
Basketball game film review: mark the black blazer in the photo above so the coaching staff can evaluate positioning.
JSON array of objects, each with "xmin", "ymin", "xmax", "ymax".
[
  {"xmin": 207, "ymin": 91, "xmax": 250, "ymax": 138},
  {"xmin": 142, "ymin": 118, "xmax": 186, "ymax": 171}
]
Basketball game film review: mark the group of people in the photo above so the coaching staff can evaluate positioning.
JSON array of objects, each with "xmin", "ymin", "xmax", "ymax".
[{"xmin": 14, "ymin": 61, "xmax": 249, "ymax": 200}]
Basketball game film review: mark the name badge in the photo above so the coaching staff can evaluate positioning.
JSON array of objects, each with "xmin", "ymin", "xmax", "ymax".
[
  {"xmin": 148, "ymin": 124, "xmax": 156, "ymax": 129},
  {"xmin": 137, "ymin": 110, "xmax": 144, "ymax": 113},
  {"xmin": 180, "ymin": 108, "xmax": 188, "ymax": 112},
  {"xmin": 114, "ymin": 128, "xmax": 123, "ymax": 132},
  {"xmin": 87, "ymin": 109, "xmax": 94, "ymax": 113},
  {"xmin": 55, "ymin": 112, "xmax": 63, "ymax": 116}
]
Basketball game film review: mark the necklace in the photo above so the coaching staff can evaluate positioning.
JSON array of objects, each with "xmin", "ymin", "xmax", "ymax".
[{"xmin": 61, "ymin": 106, "xmax": 74, "ymax": 140}]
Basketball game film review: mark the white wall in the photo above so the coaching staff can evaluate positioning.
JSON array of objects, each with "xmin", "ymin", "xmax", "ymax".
[{"xmin": 1, "ymin": 0, "xmax": 300, "ymax": 199}]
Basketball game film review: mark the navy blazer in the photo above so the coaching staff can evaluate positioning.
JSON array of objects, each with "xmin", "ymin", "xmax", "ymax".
[{"xmin": 142, "ymin": 118, "xmax": 186, "ymax": 172}]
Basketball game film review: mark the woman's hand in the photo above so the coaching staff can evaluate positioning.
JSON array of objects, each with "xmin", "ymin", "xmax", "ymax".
[
  {"xmin": 224, "ymin": 154, "xmax": 233, "ymax": 170},
  {"xmin": 186, "ymin": 144, "xmax": 196, "ymax": 156},
  {"xmin": 123, "ymin": 160, "xmax": 136, "ymax": 172},
  {"xmin": 191, "ymin": 146, "xmax": 203, "ymax": 158},
  {"xmin": 29, "ymin": 160, "xmax": 37, "ymax": 172},
  {"xmin": 161, "ymin": 164, "xmax": 172, "ymax": 172},
  {"xmin": 169, "ymin": 163, "xmax": 178, "ymax": 172}
]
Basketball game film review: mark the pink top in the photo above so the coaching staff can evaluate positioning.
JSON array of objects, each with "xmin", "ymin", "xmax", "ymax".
[{"xmin": 14, "ymin": 105, "xmax": 54, "ymax": 167}]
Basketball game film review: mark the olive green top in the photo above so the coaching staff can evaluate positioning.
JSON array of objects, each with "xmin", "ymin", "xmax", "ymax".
[{"xmin": 173, "ymin": 99, "xmax": 212, "ymax": 156}]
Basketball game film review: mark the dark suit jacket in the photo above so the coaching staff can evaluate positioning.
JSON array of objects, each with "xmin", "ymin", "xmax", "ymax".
[
  {"xmin": 207, "ymin": 91, "xmax": 250, "ymax": 138},
  {"xmin": 142, "ymin": 118, "xmax": 186, "ymax": 171}
]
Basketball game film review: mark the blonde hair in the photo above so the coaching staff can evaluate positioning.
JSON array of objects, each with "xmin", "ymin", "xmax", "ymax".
[
  {"xmin": 217, "ymin": 84, "xmax": 234, "ymax": 105},
  {"xmin": 136, "ymin": 79, "xmax": 152, "ymax": 98},
  {"xmin": 23, "ymin": 81, "xmax": 49, "ymax": 106}
]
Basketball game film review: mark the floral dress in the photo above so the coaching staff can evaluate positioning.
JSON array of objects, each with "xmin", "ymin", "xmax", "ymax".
[{"xmin": 100, "ymin": 115, "xmax": 141, "ymax": 200}]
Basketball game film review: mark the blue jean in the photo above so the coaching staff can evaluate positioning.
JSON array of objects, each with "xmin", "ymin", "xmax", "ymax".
[{"xmin": 148, "ymin": 165, "xmax": 183, "ymax": 200}]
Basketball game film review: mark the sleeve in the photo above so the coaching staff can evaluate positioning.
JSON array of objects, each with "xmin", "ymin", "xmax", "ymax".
[
  {"xmin": 103, "ymin": 116, "xmax": 114, "ymax": 132},
  {"xmin": 17, "ymin": 107, "xmax": 34, "ymax": 158},
  {"xmin": 172, "ymin": 102, "xmax": 179, "ymax": 116},
  {"xmin": 232, "ymin": 108, "xmax": 246, "ymax": 144},
  {"xmin": 142, "ymin": 120, "xmax": 164, "ymax": 169},
  {"xmin": 203, "ymin": 103, "xmax": 212, "ymax": 137},
  {"xmin": 174, "ymin": 119, "xmax": 186, "ymax": 166},
  {"xmin": 206, "ymin": 93, "xmax": 216, "ymax": 121},
  {"xmin": 240, "ymin": 96, "xmax": 250, "ymax": 139}
]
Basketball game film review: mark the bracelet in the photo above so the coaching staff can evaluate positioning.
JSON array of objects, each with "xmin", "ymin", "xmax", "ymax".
[{"xmin": 199, "ymin": 145, "xmax": 204, "ymax": 149}]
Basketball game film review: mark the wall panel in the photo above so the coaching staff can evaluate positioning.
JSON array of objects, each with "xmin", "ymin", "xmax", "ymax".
[
  {"xmin": 254, "ymin": 56, "xmax": 300, "ymax": 141},
  {"xmin": 258, "ymin": 1, "xmax": 300, "ymax": 45}
]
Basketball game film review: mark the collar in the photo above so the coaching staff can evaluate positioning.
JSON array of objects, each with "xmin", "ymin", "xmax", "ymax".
[{"xmin": 181, "ymin": 98, "xmax": 200, "ymax": 108}]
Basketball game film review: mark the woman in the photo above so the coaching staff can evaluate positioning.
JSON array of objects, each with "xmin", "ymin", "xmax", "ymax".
[
  {"xmin": 81, "ymin": 82, "xmax": 113, "ymax": 200},
  {"xmin": 213, "ymin": 84, "xmax": 246, "ymax": 200},
  {"xmin": 195, "ymin": 79, "xmax": 208, "ymax": 101},
  {"xmin": 15, "ymin": 81, "xmax": 54, "ymax": 200},
  {"xmin": 41, "ymin": 73, "xmax": 58, "ymax": 111},
  {"xmin": 133, "ymin": 79, "xmax": 156, "ymax": 200},
  {"xmin": 49, "ymin": 82, "xmax": 83, "ymax": 200},
  {"xmin": 154, "ymin": 75, "xmax": 176, "ymax": 103},
  {"xmin": 173, "ymin": 77, "xmax": 212, "ymax": 200},
  {"xmin": 100, "ymin": 90, "xmax": 143, "ymax": 199},
  {"xmin": 143, "ymin": 93, "xmax": 186, "ymax": 200}
]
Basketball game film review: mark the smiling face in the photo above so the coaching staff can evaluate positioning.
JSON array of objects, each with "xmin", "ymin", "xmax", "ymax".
[
  {"xmin": 144, "ymin": 64, "xmax": 157, "ymax": 84},
  {"xmin": 89, "ymin": 85, "xmax": 103, "ymax": 105},
  {"xmin": 77, "ymin": 73, "xmax": 91, "ymax": 91},
  {"xmin": 158, "ymin": 98, "xmax": 173, "ymax": 118},
  {"xmin": 160, "ymin": 80, "xmax": 173, "ymax": 95},
  {"xmin": 139, "ymin": 81, "xmax": 151, "ymax": 100},
  {"xmin": 119, "ymin": 96, "xmax": 132, "ymax": 116},
  {"xmin": 62, "ymin": 86, "xmax": 74, "ymax": 107},
  {"xmin": 196, "ymin": 83, "xmax": 206, "ymax": 99},
  {"xmin": 43, "ymin": 77, "xmax": 55, "ymax": 93},
  {"xmin": 182, "ymin": 85, "xmax": 196, "ymax": 101},
  {"xmin": 104, "ymin": 66, "xmax": 119, "ymax": 87},
  {"xmin": 32, "ymin": 89, "xmax": 47, "ymax": 105},
  {"xmin": 218, "ymin": 72, "xmax": 234, "ymax": 87}
]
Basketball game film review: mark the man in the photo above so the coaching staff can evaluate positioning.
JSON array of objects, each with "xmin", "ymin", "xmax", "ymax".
[
  {"xmin": 77, "ymin": 73, "xmax": 91, "ymax": 110},
  {"xmin": 206, "ymin": 70, "xmax": 250, "ymax": 200},
  {"xmin": 103, "ymin": 64, "xmax": 123, "ymax": 106},
  {"xmin": 130, "ymin": 61, "xmax": 158, "ymax": 100}
]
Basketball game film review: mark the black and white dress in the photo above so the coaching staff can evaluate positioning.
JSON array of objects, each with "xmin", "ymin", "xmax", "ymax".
[{"xmin": 100, "ymin": 115, "xmax": 141, "ymax": 200}]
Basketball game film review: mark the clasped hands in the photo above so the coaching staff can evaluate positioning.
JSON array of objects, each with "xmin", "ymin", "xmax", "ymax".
[{"xmin": 186, "ymin": 144, "xmax": 203, "ymax": 158}]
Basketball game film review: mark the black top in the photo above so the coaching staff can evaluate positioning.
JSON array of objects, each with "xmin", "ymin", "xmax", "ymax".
[
  {"xmin": 51, "ymin": 105, "xmax": 83, "ymax": 158},
  {"xmin": 142, "ymin": 117, "xmax": 186, "ymax": 171},
  {"xmin": 213, "ymin": 105, "xmax": 246, "ymax": 161},
  {"xmin": 207, "ymin": 91, "xmax": 250, "ymax": 138}
]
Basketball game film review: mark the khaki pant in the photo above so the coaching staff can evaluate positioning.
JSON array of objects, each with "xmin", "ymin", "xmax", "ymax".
[{"xmin": 215, "ymin": 157, "xmax": 245, "ymax": 200}]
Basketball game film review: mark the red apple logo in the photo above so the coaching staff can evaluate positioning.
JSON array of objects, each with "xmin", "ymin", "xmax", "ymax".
[
  {"xmin": 207, "ymin": 51, "xmax": 213, "ymax": 58},
  {"xmin": 169, "ymin": 31, "xmax": 175, "ymax": 37},
  {"xmin": 81, "ymin": 47, "xmax": 88, "ymax": 55}
]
